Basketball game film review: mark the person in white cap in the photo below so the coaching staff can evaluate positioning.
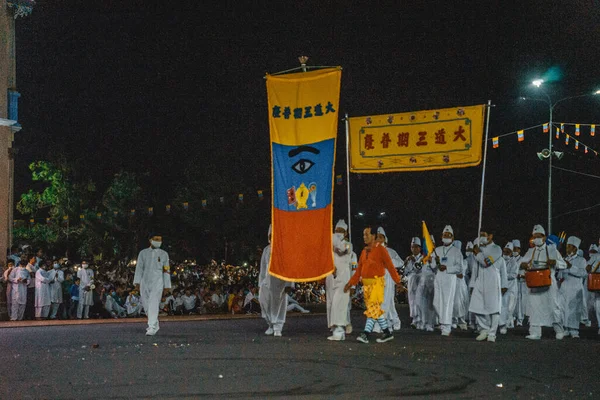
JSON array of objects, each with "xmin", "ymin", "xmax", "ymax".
[
  {"xmin": 404, "ymin": 237, "xmax": 424, "ymax": 329},
  {"xmin": 258, "ymin": 225, "xmax": 292, "ymax": 337},
  {"xmin": 326, "ymin": 220, "xmax": 352, "ymax": 341},
  {"xmin": 519, "ymin": 224, "xmax": 566, "ymax": 340},
  {"xmin": 464, "ymin": 241, "xmax": 477, "ymax": 329},
  {"xmin": 432, "ymin": 225, "xmax": 463, "ymax": 336},
  {"xmin": 512, "ymin": 239, "xmax": 528, "ymax": 327},
  {"xmin": 48, "ymin": 260, "xmax": 64, "ymax": 319},
  {"xmin": 585, "ymin": 244, "xmax": 599, "ymax": 330},
  {"xmin": 468, "ymin": 230, "xmax": 503, "ymax": 342},
  {"xmin": 559, "ymin": 236, "xmax": 587, "ymax": 338},
  {"xmin": 451, "ymin": 240, "xmax": 469, "ymax": 331},
  {"xmin": 375, "ymin": 227, "xmax": 404, "ymax": 331},
  {"xmin": 134, "ymin": 234, "xmax": 171, "ymax": 335},
  {"xmin": 499, "ymin": 242, "xmax": 518, "ymax": 334}
]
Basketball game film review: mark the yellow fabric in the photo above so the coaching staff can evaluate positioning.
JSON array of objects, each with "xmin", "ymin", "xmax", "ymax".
[
  {"xmin": 362, "ymin": 276, "xmax": 385, "ymax": 319},
  {"xmin": 266, "ymin": 68, "xmax": 342, "ymax": 146},
  {"xmin": 348, "ymin": 104, "xmax": 486, "ymax": 172},
  {"xmin": 422, "ymin": 221, "xmax": 435, "ymax": 263}
]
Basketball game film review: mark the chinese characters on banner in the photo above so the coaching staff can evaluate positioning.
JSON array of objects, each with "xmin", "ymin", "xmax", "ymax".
[
  {"xmin": 266, "ymin": 67, "xmax": 341, "ymax": 282},
  {"xmin": 348, "ymin": 105, "xmax": 486, "ymax": 172}
]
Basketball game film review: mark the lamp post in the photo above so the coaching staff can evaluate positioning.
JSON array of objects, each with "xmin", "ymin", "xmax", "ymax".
[{"xmin": 522, "ymin": 81, "xmax": 599, "ymax": 234}]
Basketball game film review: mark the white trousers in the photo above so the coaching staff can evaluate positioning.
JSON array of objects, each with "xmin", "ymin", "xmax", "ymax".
[
  {"xmin": 35, "ymin": 305, "xmax": 50, "ymax": 318},
  {"xmin": 141, "ymin": 286, "xmax": 162, "ymax": 332},
  {"xmin": 77, "ymin": 303, "xmax": 89, "ymax": 319},
  {"xmin": 476, "ymin": 313, "xmax": 499, "ymax": 337},
  {"xmin": 529, "ymin": 324, "xmax": 563, "ymax": 337},
  {"xmin": 49, "ymin": 303, "xmax": 61, "ymax": 318},
  {"xmin": 11, "ymin": 303, "xmax": 25, "ymax": 320}
]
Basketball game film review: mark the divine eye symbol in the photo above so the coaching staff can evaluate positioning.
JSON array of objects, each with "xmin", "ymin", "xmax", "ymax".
[{"xmin": 291, "ymin": 159, "xmax": 314, "ymax": 174}]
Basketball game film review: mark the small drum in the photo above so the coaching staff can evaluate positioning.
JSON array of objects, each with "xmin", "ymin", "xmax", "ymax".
[
  {"xmin": 588, "ymin": 274, "xmax": 600, "ymax": 292},
  {"xmin": 525, "ymin": 269, "xmax": 552, "ymax": 288}
]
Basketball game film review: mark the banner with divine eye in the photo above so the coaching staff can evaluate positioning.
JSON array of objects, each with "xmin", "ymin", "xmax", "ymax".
[
  {"xmin": 349, "ymin": 105, "xmax": 486, "ymax": 173},
  {"xmin": 266, "ymin": 67, "xmax": 341, "ymax": 282}
]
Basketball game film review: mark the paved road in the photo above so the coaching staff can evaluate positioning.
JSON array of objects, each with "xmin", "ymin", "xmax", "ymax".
[{"xmin": 1, "ymin": 306, "xmax": 598, "ymax": 399}]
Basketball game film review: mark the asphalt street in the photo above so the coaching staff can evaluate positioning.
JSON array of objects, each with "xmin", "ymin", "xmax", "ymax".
[{"xmin": 1, "ymin": 306, "xmax": 598, "ymax": 399}]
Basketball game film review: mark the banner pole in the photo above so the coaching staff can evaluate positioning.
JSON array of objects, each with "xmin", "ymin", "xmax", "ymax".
[
  {"xmin": 477, "ymin": 100, "xmax": 493, "ymax": 237},
  {"xmin": 345, "ymin": 113, "xmax": 352, "ymax": 244}
]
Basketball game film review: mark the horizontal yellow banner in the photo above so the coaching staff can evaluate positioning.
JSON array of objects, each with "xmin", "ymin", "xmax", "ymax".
[{"xmin": 349, "ymin": 105, "xmax": 486, "ymax": 172}]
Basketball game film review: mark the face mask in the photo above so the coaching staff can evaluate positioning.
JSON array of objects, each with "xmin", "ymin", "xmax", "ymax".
[
  {"xmin": 442, "ymin": 238, "xmax": 453, "ymax": 245},
  {"xmin": 111, "ymin": 291, "xmax": 116, "ymax": 296},
  {"xmin": 533, "ymin": 238, "xmax": 544, "ymax": 247},
  {"xmin": 503, "ymin": 255, "xmax": 510, "ymax": 260},
  {"xmin": 513, "ymin": 252, "xmax": 519, "ymax": 257},
  {"xmin": 335, "ymin": 232, "xmax": 344, "ymax": 240},
  {"xmin": 466, "ymin": 250, "xmax": 473, "ymax": 255},
  {"xmin": 53, "ymin": 263, "xmax": 60, "ymax": 269},
  {"xmin": 151, "ymin": 240, "xmax": 162, "ymax": 248},
  {"xmin": 479, "ymin": 236, "xmax": 488, "ymax": 246},
  {"xmin": 82, "ymin": 264, "xmax": 88, "ymax": 269}
]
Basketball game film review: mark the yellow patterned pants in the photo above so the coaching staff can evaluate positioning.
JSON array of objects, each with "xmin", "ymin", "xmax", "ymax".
[{"xmin": 362, "ymin": 276, "xmax": 385, "ymax": 319}]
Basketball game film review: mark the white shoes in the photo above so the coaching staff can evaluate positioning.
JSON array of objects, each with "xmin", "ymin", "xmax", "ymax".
[
  {"xmin": 571, "ymin": 333, "xmax": 580, "ymax": 339},
  {"xmin": 393, "ymin": 323, "xmax": 401, "ymax": 331},
  {"xmin": 441, "ymin": 331, "xmax": 450, "ymax": 337},
  {"xmin": 555, "ymin": 332, "xmax": 564, "ymax": 340},
  {"xmin": 274, "ymin": 331, "xmax": 282, "ymax": 337},
  {"xmin": 499, "ymin": 327, "xmax": 508, "ymax": 335},
  {"xmin": 146, "ymin": 328, "xmax": 158, "ymax": 336},
  {"xmin": 301, "ymin": 309, "xmax": 310, "ymax": 313},
  {"xmin": 265, "ymin": 327, "xmax": 274, "ymax": 335},
  {"xmin": 327, "ymin": 333, "xmax": 345, "ymax": 341},
  {"xmin": 526, "ymin": 335, "xmax": 541, "ymax": 340},
  {"xmin": 476, "ymin": 332, "xmax": 488, "ymax": 341},
  {"xmin": 487, "ymin": 336, "xmax": 496, "ymax": 342},
  {"xmin": 458, "ymin": 323, "xmax": 468, "ymax": 331}
]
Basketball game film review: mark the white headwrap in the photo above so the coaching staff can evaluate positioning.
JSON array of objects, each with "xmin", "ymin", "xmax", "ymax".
[
  {"xmin": 335, "ymin": 219, "xmax": 348, "ymax": 231},
  {"xmin": 504, "ymin": 242, "xmax": 514, "ymax": 251},
  {"xmin": 443, "ymin": 225, "xmax": 454, "ymax": 235},
  {"xmin": 567, "ymin": 236, "xmax": 581, "ymax": 249},
  {"xmin": 377, "ymin": 227, "xmax": 387, "ymax": 243},
  {"xmin": 512, "ymin": 239, "xmax": 521, "ymax": 248},
  {"xmin": 590, "ymin": 244, "xmax": 598, "ymax": 253},
  {"xmin": 532, "ymin": 224, "xmax": 546, "ymax": 235},
  {"xmin": 411, "ymin": 237, "xmax": 421, "ymax": 247},
  {"xmin": 466, "ymin": 241, "xmax": 474, "ymax": 250}
]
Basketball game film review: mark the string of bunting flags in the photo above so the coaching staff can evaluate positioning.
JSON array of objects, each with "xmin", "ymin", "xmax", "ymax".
[
  {"xmin": 489, "ymin": 122, "xmax": 600, "ymax": 156},
  {"xmin": 15, "ymin": 175, "xmax": 350, "ymax": 226}
]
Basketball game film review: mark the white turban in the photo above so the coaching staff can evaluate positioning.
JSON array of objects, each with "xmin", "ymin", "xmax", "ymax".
[
  {"xmin": 466, "ymin": 241, "xmax": 474, "ymax": 250},
  {"xmin": 335, "ymin": 219, "xmax": 348, "ymax": 231},
  {"xmin": 590, "ymin": 244, "xmax": 598, "ymax": 252},
  {"xmin": 532, "ymin": 225, "xmax": 546, "ymax": 235},
  {"xmin": 504, "ymin": 242, "xmax": 514, "ymax": 251},
  {"xmin": 411, "ymin": 237, "xmax": 421, "ymax": 247},
  {"xmin": 512, "ymin": 239, "xmax": 521, "ymax": 248},
  {"xmin": 567, "ymin": 236, "xmax": 581, "ymax": 249},
  {"xmin": 377, "ymin": 227, "xmax": 386, "ymax": 237},
  {"xmin": 453, "ymin": 240, "xmax": 462, "ymax": 250},
  {"xmin": 443, "ymin": 225, "xmax": 454, "ymax": 235}
]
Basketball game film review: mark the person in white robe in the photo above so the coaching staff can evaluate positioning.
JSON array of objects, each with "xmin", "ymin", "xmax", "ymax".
[
  {"xmin": 468, "ymin": 231, "xmax": 503, "ymax": 342},
  {"xmin": 519, "ymin": 224, "xmax": 566, "ymax": 340},
  {"xmin": 9, "ymin": 261, "xmax": 30, "ymax": 320},
  {"xmin": 105, "ymin": 289, "xmax": 127, "ymax": 318},
  {"xmin": 49, "ymin": 261, "xmax": 64, "ymax": 319},
  {"xmin": 452, "ymin": 240, "xmax": 469, "ymax": 331},
  {"xmin": 77, "ymin": 261, "xmax": 95, "ymax": 319},
  {"xmin": 404, "ymin": 237, "xmax": 424, "ymax": 329},
  {"xmin": 432, "ymin": 225, "xmax": 462, "ymax": 336},
  {"xmin": 374, "ymin": 227, "xmax": 404, "ymax": 332},
  {"xmin": 416, "ymin": 243, "xmax": 437, "ymax": 332},
  {"xmin": 286, "ymin": 294, "xmax": 310, "ymax": 313},
  {"xmin": 585, "ymin": 244, "xmax": 599, "ymax": 329},
  {"xmin": 464, "ymin": 242, "xmax": 478, "ymax": 329},
  {"xmin": 3, "ymin": 260, "xmax": 15, "ymax": 320},
  {"xmin": 512, "ymin": 240, "xmax": 528, "ymax": 327},
  {"xmin": 126, "ymin": 290, "xmax": 143, "ymax": 317},
  {"xmin": 559, "ymin": 237, "xmax": 587, "ymax": 338},
  {"xmin": 326, "ymin": 220, "xmax": 352, "ymax": 340},
  {"xmin": 258, "ymin": 225, "xmax": 292, "ymax": 337},
  {"xmin": 35, "ymin": 263, "xmax": 54, "ymax": 319},
  {"xmin": 133, "ymin": 234, "xmax": 172, "ymax": 335},
  {"xmin": 499, "ymin": 242, "xmax": 518, "ymax": 334}
]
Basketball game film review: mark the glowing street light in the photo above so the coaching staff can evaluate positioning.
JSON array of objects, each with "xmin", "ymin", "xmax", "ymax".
[{"xmin": 532, "ymin": 79, "xmax": 544, "ymax": 87}]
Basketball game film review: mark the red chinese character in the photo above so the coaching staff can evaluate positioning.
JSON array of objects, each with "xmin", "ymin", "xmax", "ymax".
[
  {"xmin": 397, "ymin": 132, "xmax": 409, "ymax": 147},
  {"xmin": 381, "ymin": 132, "xmax": 391, "ymax": 148},
  {"xmin": 434, "ymin": 129, "xmax": 447, "ymax": 144},
  {"xmin": 454, "ymin": 125, "xmax": 466, "ymax": 141},
  {"xmin": 364, "ymin": 134, "xmax": 375, "ymax": 150},
  {"xmin": 416, "ymin": 131, "xmax": 428, "ymax": 146}
]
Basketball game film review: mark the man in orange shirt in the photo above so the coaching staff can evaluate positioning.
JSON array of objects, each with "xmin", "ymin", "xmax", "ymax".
[{"xmin": 344, "ymin": 227, "xmax": 402, "ymax": 343}]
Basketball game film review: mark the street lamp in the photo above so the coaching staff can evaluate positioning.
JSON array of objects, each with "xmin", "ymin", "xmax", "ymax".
[{"xmin": 522, "ymin": 81, "xmax": 600, "ymax": 234}]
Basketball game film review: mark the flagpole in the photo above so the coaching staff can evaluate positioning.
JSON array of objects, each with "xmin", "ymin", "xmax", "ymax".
[
  {"xmin": 477, "ymin": 100, "xmax": 493, "ymax": 237},
  {"xmin": 344, "ymin": 112, "xmax": 352, "ymax": 244}
]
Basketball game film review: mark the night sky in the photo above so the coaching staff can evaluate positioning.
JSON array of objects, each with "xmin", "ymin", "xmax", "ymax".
[{"xmin": 12, "ymin": 0, "xmax": 600, "ymax": 253}]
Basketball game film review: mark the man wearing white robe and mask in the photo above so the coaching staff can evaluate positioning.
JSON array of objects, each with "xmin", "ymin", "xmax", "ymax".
[
  {"xmin": 416, "ymin": 239, "xmax": 437, "ymax": 332},
  {"xmin": 513, "ymin": 240, "xmax": 528, "ymax": 327},
  {"xmin": 404, "ymin": 237, "xmax": 424, "ymax": 329},
  {"xmin": 452, "ymin": 240, "xmax": 469, "ymax": 331},
  {"xmin": 585, "ymin": 244, "xmax": 599, "ymax": 330},
  {"xmin": 9, "ymin": 261, "xmax": 30, "ymax": 320},
  {"xmin": 499, "ymin": 242, "xmax": 518, "ymax": 334},
  {"xmin": 35, "ymin": 262, "xmax": 54, "ymax": 319},
  {"xmin": 468, "ymin": 231, "xmax": 503, "ymax": 342},
  {"xmin": 133, "ymin": 234, "xmax": 172, "ymax": 336},
  {"xmin": 49, "ymin": 261, "xmax": 64, "ymax": 319},
  {"xmin": 77, "ymin": 261, "xmax": 95, "ymax": 319},
  {"xmin": 560, "ymin": 236, "xmax": 587, "ymax": 338},
  {"xmin": 375, "ymin": 227, "xmax": 404, "ymax": 332},
  {"xmin": 326, "ymin": 220, "xmax": 352, "ymax": 341},
  {"xmin": 259, "ymin": 225, "xmax": 292, "ymax": 337},
  {"xmin": 432, "ymin": 225, "xmax": 462, "ymax": 336},
  {"xmin": 519, "ymin": 225, "xmax": 566, "ymax": 340}
]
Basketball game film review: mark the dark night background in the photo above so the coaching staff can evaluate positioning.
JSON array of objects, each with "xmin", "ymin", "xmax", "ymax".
[{"xmin": 11, "ymin": 0, "xmax": 600, "ymax": 258}]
